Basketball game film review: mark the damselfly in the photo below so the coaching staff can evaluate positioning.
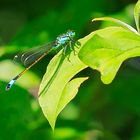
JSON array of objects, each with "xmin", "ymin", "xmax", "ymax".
[{"xmin": 6, "ymin": 30, "xmax": 76, "ymax": 90}]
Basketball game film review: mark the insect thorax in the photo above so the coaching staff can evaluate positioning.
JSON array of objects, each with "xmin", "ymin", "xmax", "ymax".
[{"xmin": 56, "ymin": 31, "xmax": 75, "ymax": 45}]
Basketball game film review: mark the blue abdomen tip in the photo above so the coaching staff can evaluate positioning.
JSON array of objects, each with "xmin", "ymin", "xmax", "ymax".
[{"xmin": 6, "ymin": 79, "xmax": 16, "ymax": 91}]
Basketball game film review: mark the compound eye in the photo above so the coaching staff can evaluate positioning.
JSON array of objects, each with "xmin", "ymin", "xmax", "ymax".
[{"xmin": 68, "ymin": 31, "xmax": 75, "ymax": 37}]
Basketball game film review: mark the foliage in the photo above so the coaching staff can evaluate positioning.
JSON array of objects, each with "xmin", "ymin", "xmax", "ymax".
[
  {"xmin": 38, "ymin": 0, "xmax": 140, "ymax": 130},
  {"xmin": 0, "ymin": 0, "xmax": 140, "ymax": 139}
]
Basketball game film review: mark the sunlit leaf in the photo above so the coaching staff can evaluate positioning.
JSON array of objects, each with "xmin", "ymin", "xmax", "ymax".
[
  {"xmin": 38, "ymin": 25, "xmax": 140, "ymax": 130},
  {"xmin": 134, "ymin": 0, "xmax": 140, "ymax": 33},
  {"xmin": 38, "ymin": 47, "xmax": 88, "ymax": 129},
  {"xmin": 79, "ymin": 26, "xmax": 140, "ymax": 84},
  {"xmin": 92, "ymin": 17, "xmax": 139, "ymax": 35}
]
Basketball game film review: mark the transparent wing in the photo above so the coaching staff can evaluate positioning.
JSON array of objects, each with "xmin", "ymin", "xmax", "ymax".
[{"xmin": 14, "ymin": 41, "xmax": 55, "ymax": 67}]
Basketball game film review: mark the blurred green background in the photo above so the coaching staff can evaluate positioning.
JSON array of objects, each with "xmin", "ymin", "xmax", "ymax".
[{"xmin": 0, "ymin": 0, "xmax": 140, "ymax": 139}]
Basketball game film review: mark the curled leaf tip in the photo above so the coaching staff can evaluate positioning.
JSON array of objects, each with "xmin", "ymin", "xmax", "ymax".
[{"xmin": 92, "ymin": 17, "xmax": 102, "ymax": 22}]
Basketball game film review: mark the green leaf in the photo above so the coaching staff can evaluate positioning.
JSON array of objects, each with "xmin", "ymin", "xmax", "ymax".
[
  {"xmin": 0, "ymin": 60, "xmax": 40, "ymax": 88},
  {"xmin": 78, "ymin": 26, "xmax": 140, "ymax": 84},
  {"xmin": 38, "ymin": 26, "xmax": 140, "ymax": 130},
  {"xmin": 134, "ymin": 0, "xmax": 140, "ymax": 33},
  {"xmin": 56, "ymin": 77, "xmax": 88, "ymax": 116},
  {"xmin": 92, "ymin": 17, "xmax": 139, "ymax": 35},
  {"xmin": 38, "ymin": 47, "xmax": 88, "ymax": 130}
]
